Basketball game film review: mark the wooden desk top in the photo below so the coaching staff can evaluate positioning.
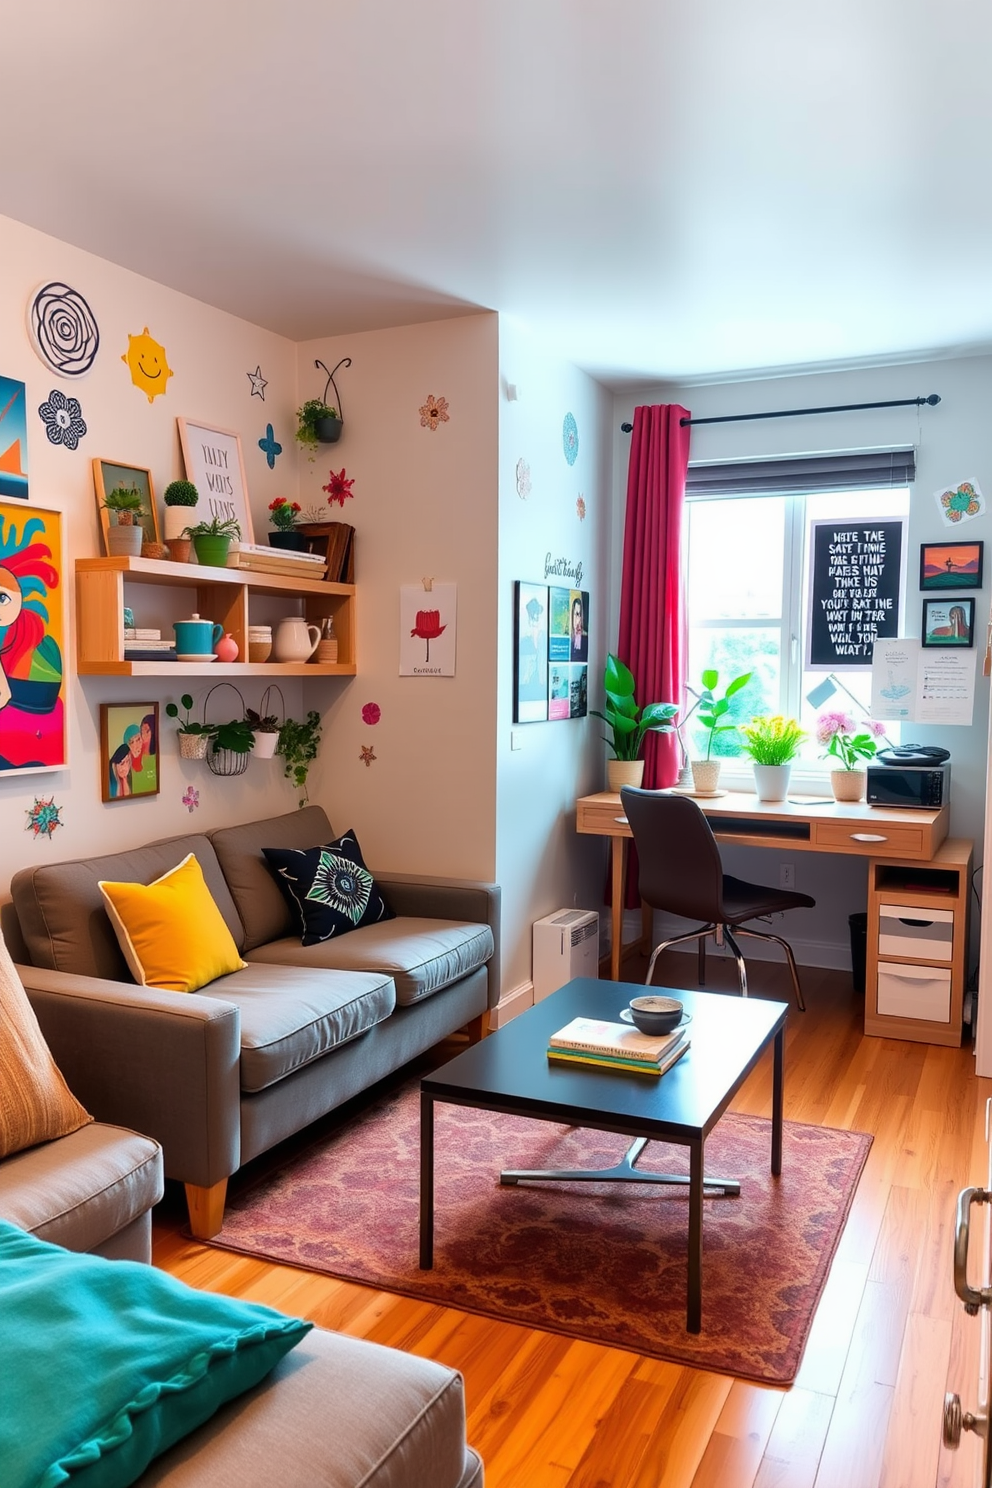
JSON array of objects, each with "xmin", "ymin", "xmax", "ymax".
[{"xmin": 576, "ymin": 790, "xmax": 950, "ymax": 862}]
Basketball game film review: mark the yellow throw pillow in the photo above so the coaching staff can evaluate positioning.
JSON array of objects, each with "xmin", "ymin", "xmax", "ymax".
[
  {"xmin": 0, "ymin": 930, "xmax": 91, "ymax": 1159},
  {"xmin": 99, "ymin": 853, "xmax": 246, "ymax": 994}
]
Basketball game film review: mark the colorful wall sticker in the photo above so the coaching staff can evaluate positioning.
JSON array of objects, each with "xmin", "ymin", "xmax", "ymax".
[
  {"xmin": 182, "ymin": 785, "xmax": 200, "ymax": 813},
  {"xmin": 562, "ymin": 412, "xmax": 579, "ymax": 466},
  {"xmin": 400, "ymin": 583, "xmax": 457, "ymax": 676},
  {"xmin": 25, "ymin": 796, "xmax": 63, "ymax": 839},
  {"xmin": 361, "ymin": 702, "xmax": 381, "ymax": 725},
  {"xmin": 323, "ymin": 468, "xmax": 355, "ymax": 507},
  {"xmin": 0, "ymin": 504, "xmax": 65, "ymax": 774},
  {"xmin": 38, "ymin": 389, "xmax": 87, "ymax": 450},
  {"xmin": 419, "ymin": 393, "xmax": 450, "ymax": 431},
  {"xmin": 258, "ymin": 423, "xmax": 282, "ymax": 468},
  {"xmin": 121, "ymin": 327, "xmax": 173, "ymax": 402},
  {"xmin": 0, "ymin": 377, "xmax": 28, "ymax": 500},
  {"xmin": 576, "ymin": 494, "xmax": 586, "ymax": 521},
  {"xmin": 247, "ymin": 365, "xmax": 268, "ymax": 399},
  {"xmin": 359, "ymin": 744, "xmax": 377, "ymax": 767},
  {"xmin": 935, "ymin": 478, "xmax": 984, "ymax": 526},
  {"xmin": 515, "ymin": 458, "xmax": 532, "ymax": 499},
  {"xmin": 28, "ymin": 282, "xmax": 100, "ymax": 377}
]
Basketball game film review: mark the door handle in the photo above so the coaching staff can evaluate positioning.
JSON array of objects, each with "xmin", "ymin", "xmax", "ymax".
[{"xmin": 953, "ymin": 1186, "xmax": 992, "ymax": 1314}]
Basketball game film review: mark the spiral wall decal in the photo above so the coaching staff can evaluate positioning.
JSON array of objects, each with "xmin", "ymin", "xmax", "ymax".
[{"xmin": 28, "ymin": 282, "xmax": 100, "ymax": 377}]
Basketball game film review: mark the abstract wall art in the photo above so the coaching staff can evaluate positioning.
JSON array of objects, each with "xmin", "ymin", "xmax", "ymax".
[
  {"xmin": 0, "ymin": 376, "xmax": 28, "ymax": 500},
  {"xmin": 28, "ymin": 282, "xmax": 100, "ymax": 377},
  {"xmin": 0, "ymin": 503, "xmax": 66, "ymax": 775}
]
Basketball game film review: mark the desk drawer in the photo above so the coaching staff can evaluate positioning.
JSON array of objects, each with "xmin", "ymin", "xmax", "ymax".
[
  {"xmin": 577, "ymin": 801, "xmax": 632, "ymax": 835},
  {"xmin": 877, "ymin": 961, "xmax": 951, "ymax": 1023},
  {"xmin": 812, "ymin": 819, "xmax": 926, "ymax": 858},
  {"xmin": 878, "ymin": 903, "xmax": 953, "ymax": 962}
]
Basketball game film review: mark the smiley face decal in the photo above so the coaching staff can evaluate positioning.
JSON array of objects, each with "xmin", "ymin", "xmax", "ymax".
[{"xmin": 120, "ymin": 327, "xmax": 173, "ymax": 402}]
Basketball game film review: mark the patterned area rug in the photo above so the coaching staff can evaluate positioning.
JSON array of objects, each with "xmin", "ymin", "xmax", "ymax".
[{"xmin": 209, "ymin": 1082, "xmax": 871, "ymax": 1384}]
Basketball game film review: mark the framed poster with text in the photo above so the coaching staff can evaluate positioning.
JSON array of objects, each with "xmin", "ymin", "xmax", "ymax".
[{"xmin": 177, "ymin": 419, "xmax": 254, "ymax": 543}]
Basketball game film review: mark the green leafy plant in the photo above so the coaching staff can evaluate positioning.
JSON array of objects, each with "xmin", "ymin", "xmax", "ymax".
[
  {"xmin": 740, "ymin": 715, "xmax": 805, "ymax": 765},
  {"xmin": 164, "ymin": 694, "xmax": 214, "ymax": 737},
  {"xmin": 295, "ymin": 399, "xmax": 338, "ymax": 460},
  {"xmin": 163, "ymin": 479, "xmax": 199, "ymax": 507},
  {"xmin": 691, "ymin": 668, "xmax": 753, "ymax": 761},
  {"xmin": 102, "ymin": 485, "xmax": 145, "ymax": 523},
  {"xmin": 268, "ymin": 498, "xmax": 301, "ymax": 531},
  {"xmin": 210, "ymin": 717, "xmax": 255, "ymax": 755},
  {"xmin": 589, "ymin": 654, "xmax": 678, "ymax": 762},
  {"xmin": 245, "ymin": 707, "xmax": 280, "ymax": 734},
  {"xmin": 181, "ymin": 516, "xmax": 242, "ymax": 539},
  {"xmin": 277, "ymin": 711, "xmax": 322, "ymax": 805}
]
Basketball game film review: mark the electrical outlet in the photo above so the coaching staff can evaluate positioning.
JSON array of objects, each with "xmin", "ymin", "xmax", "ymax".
[{"xmin": 780, "ymin": 863, "xmax": 796, "ymax": 889}]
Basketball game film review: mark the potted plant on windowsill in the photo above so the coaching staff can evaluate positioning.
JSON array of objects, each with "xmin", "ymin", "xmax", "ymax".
[
  {"xmin": 267, "ymin": 497, "xmax": 307, "ymax": 552},
  {"xmin": 816, "ymin": 712, "xmax": 885, "ymax": 802},
  {"xmin": 182, "ymin": 516, "xmax": 241, "ymax": 569},
  {"xmin": 102, "ymin": 485, "xmax": 146, "ymax": 557},
  {"xmin": 686, "ymin": 668, "xmax": 753, "ymax": 795},
  {"xmin": 590, "ymin": 653, "xmax": 678, "ymax": 792},
  {"xmin": 740, "ymin": 715, "xmax": 805, "ymax": 801}
]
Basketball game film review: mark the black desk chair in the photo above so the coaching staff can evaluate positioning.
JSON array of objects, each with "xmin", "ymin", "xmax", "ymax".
[{"xmin": 619, "ymin": 786, "xmax": 815, "ymax": 1011}]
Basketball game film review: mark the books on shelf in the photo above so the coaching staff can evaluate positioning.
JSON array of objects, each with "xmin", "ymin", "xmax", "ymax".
[
  {"xmin": 227, "ymin": 550, "xmax": 328, "ymax": 579},
  {"xmin": 124, "ymin": 647, "xmax": 177, "ymax": 661},
  {"xmin": 547, "ymin": 1036, "xmax": 690, "ymax": 1078},
  {"xmin": 123, "ymin": 636, "xmax": 172, "ymax": 650},
  {"xmin": 548, "ymin": 1016, "xmax": 685, "ymax": 1064},
  {"xmin": 123, "ymin": 628, "xmax": 161, "ymax": 640}
]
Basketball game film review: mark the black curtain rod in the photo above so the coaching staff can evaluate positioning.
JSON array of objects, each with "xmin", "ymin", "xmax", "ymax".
[{"xmin": 619, "ymin": 393, "xmax": 940, "ymax": 433}]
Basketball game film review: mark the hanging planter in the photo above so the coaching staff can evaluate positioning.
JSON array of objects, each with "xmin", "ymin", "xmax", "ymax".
[
  {"xmin": 296, "ymin": 358, "xmax": 351, "ymax": 458},
  {"xmin": 246, "ymin": 686, "xmax": 285, "ymax": 759},
  {"xmin": 203, "ymin": 683, "xmax": 254, "ymax": 777}
]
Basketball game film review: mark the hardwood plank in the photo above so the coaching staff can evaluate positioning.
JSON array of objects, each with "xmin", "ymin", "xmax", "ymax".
[
  {"xmin": 753, "ymin": 1387, "xmax": 834, "ymax": 1488},
  {"xmin": 878, "ymin": 1312, "xmax": 953, "ymax": 1488},
  {"xmin": 688, "ymin": 1380, "xmax": 783, "ymax": 1488}
]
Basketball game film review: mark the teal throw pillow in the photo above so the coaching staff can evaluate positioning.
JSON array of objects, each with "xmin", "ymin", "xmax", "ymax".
[{"xmin": 0, "ymin": 1221, "xmax": 312, "ymax": 1488}]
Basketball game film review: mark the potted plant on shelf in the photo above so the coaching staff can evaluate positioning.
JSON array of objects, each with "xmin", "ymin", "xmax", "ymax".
[
  {"xmin": 590, "ymin": 653, "xmax": 679, "ymax": 792},
  {"xmin": 245, "ymin": 706, "xmax": 281, "ymax": 759},
  {"xmin": 816, "ymin": 712, "xmax": 885, "ymax": 802},
  {"xmin": 162, "ymin": 479, "xmax": 199, "ymax": 553},
  {"xmin": 102, "ymin": 485, "xmax": 145, "ymax": 557},
  {"xmin": 182, "ymin": 515, "xmax": 241, "ymax": 568},
  {"xmin": 740, "ymin": 715, "xmax": 805, "ymax": 801},
  {"xmin": 686, "ymin": 668, "xmax": 753, "ymax": 795},
  {"xmin": 267, "ymin": 497, "xmax": 307, "ymax": 552},
  {"xmin": 164, "ymin": 694, "xmax": 216, "ymax": 761},
  {"xmin": 295, "ymin": 398, "xmax": 342, "ymax": 460},
  {"xmin": 277, "ymin": 710, "xmax": 323, "ymax": 807},
  {"xmin": 207, "ymin": 715, "xmax": 256, "ymax": 777}
]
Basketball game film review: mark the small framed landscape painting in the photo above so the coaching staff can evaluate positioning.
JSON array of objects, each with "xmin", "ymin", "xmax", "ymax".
[
  {"xmin": 920, "ymin": 540, "xmax": 983, "ymax": 591},
  {"xmin": 100, "ymin": 702, "xmax": 159, "ymax": 801},
  {"xmin": 921, "ymin": 597, "xmax": 975, "ymax": 648}
]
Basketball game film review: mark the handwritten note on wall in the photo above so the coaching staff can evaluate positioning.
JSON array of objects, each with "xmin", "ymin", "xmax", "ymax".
[{"xmin": 807, "ymin": 519, "xmax": 905, "ymax": 670}]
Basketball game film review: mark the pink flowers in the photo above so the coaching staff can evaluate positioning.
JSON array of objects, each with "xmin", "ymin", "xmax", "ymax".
[{"xmin": 816, "ymin": 712, "xmax": 884, "ymax": 771}]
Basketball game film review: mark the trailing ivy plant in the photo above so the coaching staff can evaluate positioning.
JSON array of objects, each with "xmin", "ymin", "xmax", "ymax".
[{"xmin": 277, "ymin": 711, "xmax": 322, "ymax": 806}]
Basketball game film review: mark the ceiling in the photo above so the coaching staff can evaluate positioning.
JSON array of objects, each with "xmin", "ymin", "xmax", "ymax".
[{"xmin": 4, "ymin": 2, "xmax": 991, "ymax": 387}]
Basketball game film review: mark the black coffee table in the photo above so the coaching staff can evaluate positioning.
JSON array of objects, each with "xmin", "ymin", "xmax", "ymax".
[{"xmin": 419, "ymin": 977, "xmax": 787, "ymax": 1332}]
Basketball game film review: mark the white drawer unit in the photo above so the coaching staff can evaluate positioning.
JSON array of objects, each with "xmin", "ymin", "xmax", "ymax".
[
  {"xmin": 878, "ymin": 903, "xmax": 954, "ymax": 963},
  {"xmin": 876, "ymin": 961, "xmax": 951, "ymax": 1023}
]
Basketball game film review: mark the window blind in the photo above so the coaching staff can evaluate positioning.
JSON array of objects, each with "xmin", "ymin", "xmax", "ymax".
[{"xmin": 685, "ymin": 448, "xmax": 915, "ymax": 498}]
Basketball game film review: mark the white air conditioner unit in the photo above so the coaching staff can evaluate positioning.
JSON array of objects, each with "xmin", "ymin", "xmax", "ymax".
[{"xmin": 532, "ymin": 909, "xmax": 600, "ymax": 1001}]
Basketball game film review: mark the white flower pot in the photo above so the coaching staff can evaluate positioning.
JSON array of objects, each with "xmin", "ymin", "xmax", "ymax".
[
  {"xmin": 252, "ymin": 731, "xmax": 279, "ymax": 759},
  {"xmin": 752, "ymin": 763, "xmax": 791, "ymax": 802},
  {"xmin": 164, "ymin": 505, "xmax": 195, "ymax": 540},
  {"xmin": 690, "ymin": 759, "xmax": 721, "ymax": 794}
]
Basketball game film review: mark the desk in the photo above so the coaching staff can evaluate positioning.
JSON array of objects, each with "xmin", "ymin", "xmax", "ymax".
[{"xmin": 576, "ymin": 790, "xmax": 967, "ymax": 1046}]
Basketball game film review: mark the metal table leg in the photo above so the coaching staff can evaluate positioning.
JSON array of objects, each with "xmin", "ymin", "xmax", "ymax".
[
  {"xmin": 419, "ymin": 1090, "xmax": 435, "ymax": 1269},
  {"xmin": 687, "ymin": 1136, "xmax": 703, "ymax": 1333}
]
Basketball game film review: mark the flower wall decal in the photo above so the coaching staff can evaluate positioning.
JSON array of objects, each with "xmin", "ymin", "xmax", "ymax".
[
  {"xmin": 936, "ymin": 479, "xmax": 984, "ymax": 525},
  {"xmin": 258, "ymin": 423, "xmax": 282, "ymax": 468},
  {"xmin": 359, "ymin": 744, "xmax": 377, "ymax": 767},
  {"xmin": 182, "ymin": 786, "xmax": 200, "ymax": 813},
  {"xmin": 515, "ymin": 458, "xmax": 532, "ymax": 499},
  {"xmin": 410, "ymin": 609, "xmax": 446, "ymax": 663},
  {"xmin": 29, "ymin": 282, "xmax": 100, "ymax": 377},
  {"xmin": 576, "ymin": 494, "xmax": 586, "ymax": 521},
  {"xmin": 25, "ymin": 796, "xmax": 63, "ymax": 838},
  {"xmin": 323, "ymin": 468, "xmax": 355, "ymax": 507},
  {"xmin": 562, "ymin": 411, "xmax": 579, "ymax": 466},
  {"xmin": 361, "ymin": 702, "xmax": 381, "ymax": 726},
  {"xmin": 419, "ymin": 394, "xmax": 449, "ymax": 431},
  {"xmin": 38, "ymin": 389, "xmax": 87, "ymax": 449}
]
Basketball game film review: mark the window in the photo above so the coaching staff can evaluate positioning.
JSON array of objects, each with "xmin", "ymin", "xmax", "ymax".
[{"xmin": 684, "ymin": 486, "xmax": 910, "ymax": 773}]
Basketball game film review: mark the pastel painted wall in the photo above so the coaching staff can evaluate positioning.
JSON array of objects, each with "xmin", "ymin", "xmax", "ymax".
[
  {"xmin": 496, "ymin": 319, "xmax": 614, "ymax": 997},
  {"xmin": 612, "ymin": 355, "xmax": 992, "ymax": 970},
  {"xmin": 0, "ymin": 211, "xmax": 306, "ymax": 896}
]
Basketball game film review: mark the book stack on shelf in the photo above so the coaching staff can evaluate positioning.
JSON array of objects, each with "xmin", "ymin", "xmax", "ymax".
[
  {"xmin": 226, "ymin": 542, "xmax": 328, "ymax": 580},
  {"xmin": 123, "ymin": 627, "xmax": 176, "ymax": 662},
  {"xmin": 547, "ymin": 1016, "xmax": 690, "ymax": 1077}
]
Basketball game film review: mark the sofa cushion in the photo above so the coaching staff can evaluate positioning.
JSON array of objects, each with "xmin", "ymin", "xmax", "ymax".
[
  {"xmin": 0, "ymin": 1122, "xmax": 163, "ymax": 1254},
  {"xmin": 199, "ymin": 963, "xmax": 396, "ymax": 1093},
  {"xmin": 10, "ymin": 835, "xmax": 245, "ymax": 979},
  {"xmin": 99, "ymin": 854, "xmax": 247, "ymax": 994},
  {"xmin": 262, "ymin": 830, "xmax": 395, "ymax": 945},
  {"xmin": 0, "ymin": 1221, "xmax": 311, "ymax": 1488},
  {"xmin": 209, "ymin": 806, "xmax": 334, "ymax": 953},
  {"xmin": 245, "ymin": 918, "xmax": 494, "ymax": 1008},
  {"xmin": 0, "ymin": 931, "xmax": 92, "ymax": 1159}
]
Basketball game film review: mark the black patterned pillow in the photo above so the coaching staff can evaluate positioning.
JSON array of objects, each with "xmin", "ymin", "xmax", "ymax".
[{"xmin": 262, "ymin": 831, "xmax": 395, "ymax": 946}]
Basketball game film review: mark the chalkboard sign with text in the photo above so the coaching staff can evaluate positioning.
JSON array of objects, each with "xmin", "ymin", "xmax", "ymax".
[{"xmin": 807, "ymin": 519, "xmax": 905, "ymax": 670}]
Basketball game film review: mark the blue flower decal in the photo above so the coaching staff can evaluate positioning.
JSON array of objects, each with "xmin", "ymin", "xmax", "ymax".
[
  {"xmin": 258, "ymin": 423, "xmax": 282, "ymax": 468},
  {"xmin": 38, "ymin": 388, "xmax": 87, "ymax": 450},
  {"xmin": 563, "ymin": 411, "xmax": 578, "ymax": 466}
]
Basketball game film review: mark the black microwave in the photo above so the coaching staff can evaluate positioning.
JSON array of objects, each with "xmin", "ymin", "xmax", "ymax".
[{"xmin": 866, "ymin": 763, "xmax": 949, "ymax": 808}]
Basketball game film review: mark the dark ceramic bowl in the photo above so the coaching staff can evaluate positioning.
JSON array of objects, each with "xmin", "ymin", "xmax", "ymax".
[{"xmin": 628, "ymin": 994, "xmax": 683, "ymax": 1035}]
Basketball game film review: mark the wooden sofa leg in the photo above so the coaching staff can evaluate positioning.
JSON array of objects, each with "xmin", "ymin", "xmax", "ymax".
[
  {"xmin": 464, "ymin": 1013, "xmax": 488, "ymax": 1044},
  {"xmin": 185, "ymin": 1179, "xmax": 228, "ymax": 1239}
]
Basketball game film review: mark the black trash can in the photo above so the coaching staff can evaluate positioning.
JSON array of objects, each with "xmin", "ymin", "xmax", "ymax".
[{"xmin": 848, "ymin": 911, "xmax": 868, "ymax": 995}]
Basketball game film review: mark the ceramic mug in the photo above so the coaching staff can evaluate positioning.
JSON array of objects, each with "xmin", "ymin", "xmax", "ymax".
[{"xmin": 174, "ymin": 613, "xmax": 223, "ymax": 659}]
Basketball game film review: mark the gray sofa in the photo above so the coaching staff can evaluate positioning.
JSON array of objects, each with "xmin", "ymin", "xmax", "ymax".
[{"xmin": 3, "ymin": 805, "xmax": 499, "ymax": 1237}]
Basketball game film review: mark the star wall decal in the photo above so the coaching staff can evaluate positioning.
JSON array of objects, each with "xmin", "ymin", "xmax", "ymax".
[
  {"xmin": 258, "ymin": 423, "xmax": 282, "ymax": 468},
  {"xmin": 359, "ymin": 745, "xmax": 377, "ymax": 767},
  {"xmin": 26, "ymin": 796, "xmax": 63, "ymax": 839},
  {"xmin": 247, "ymin": 365, "xmax": 268, "ymax": 399}
]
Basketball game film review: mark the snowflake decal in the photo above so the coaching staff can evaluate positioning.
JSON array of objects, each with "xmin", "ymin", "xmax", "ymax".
[
  {"xmin": 360, "ymin": 744, "xmax": 377, "ymax": 767},
  {"xmin": 419, "ymin": 393, "xmax": 449, "ymax": 432},
  {"xmin": 361, "ymin": 702, "xmax": 381, "ymax": 726},
  {"xmin": 182, "ymin": 786, "xmax": 200, "ymax": 813},
  {"xmin": 38, "ymin": 389, "xmax": 87, "ymax": 450},
  {"xmin": 562, "ymin": 411, "xmax": 579, "ymax": 466},
  {"xmin": 26, "ymin": 797, "xmax": 63, "ymax": 839},
  {"xmin": 515, "ymin": 458, "xmax": 531, "ymax": 499},
  {"xmin": 307, "ymin": 849, "xmax": 373, "ymax": 924},
  {"xmin": 576, "ymin": 494, "xmax": 586, "ymax": 521}
]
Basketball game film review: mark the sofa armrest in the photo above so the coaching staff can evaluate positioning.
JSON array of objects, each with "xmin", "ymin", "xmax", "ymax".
[
  {"xmin": 17, "ymin": 965, "xmax": 241, "ymax": 1190},
  {"xmin": 372, "ymin": 875, "xmax": 501, "ymax": 1007}
]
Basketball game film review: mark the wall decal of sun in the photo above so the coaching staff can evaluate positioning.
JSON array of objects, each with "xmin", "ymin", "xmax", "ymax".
[{"xmin": 121, "ymin": 327, "xmax": 173, "ymax": 402}]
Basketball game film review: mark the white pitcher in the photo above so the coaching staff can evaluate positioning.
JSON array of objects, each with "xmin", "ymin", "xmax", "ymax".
[{"xmin": 272, "ymin": 616, "xmax": 321, "ymax": 663}]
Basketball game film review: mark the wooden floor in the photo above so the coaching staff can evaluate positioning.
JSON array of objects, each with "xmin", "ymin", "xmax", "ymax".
[{"xmin": 153, "ymin": 950, "xmax": 992, "ymax": 1488}]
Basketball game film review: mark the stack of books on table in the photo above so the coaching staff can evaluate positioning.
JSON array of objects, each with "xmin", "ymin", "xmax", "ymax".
[
  {"xmin": 547, "ymin": 1016, "xmax": 690, "ymax": 1076},
  {"xmin": 225, "ymin": 542, "xmax": 327, "ymax": 580}
]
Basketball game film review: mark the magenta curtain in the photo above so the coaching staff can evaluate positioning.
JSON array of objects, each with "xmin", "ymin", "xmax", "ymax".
[{"xmin": 618, "ymin": 403, "xmax": 692, "ymax": 790}]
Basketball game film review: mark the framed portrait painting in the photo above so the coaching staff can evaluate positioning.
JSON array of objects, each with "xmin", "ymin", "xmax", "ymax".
[
  {"xmin": 92, "ymin": 459, "xmax": 159, "ymax": 554},
  {"xmin": 177, "ymin": 419, "xmax": 254, "ymax": 543},
  {"xmin": 100, "ymin": 702, "xmax": 159, "ymax": 801},
  {"xmin": 0, "ymin": 502, "xmax": 66, "ymax": 775},
  {"xmin": 919, "ymin": 540, "xmax": 983, "ymax": 591},
  {"xmin": 921, "ymin": 596, "xmax": 975, "ymax": 648}
]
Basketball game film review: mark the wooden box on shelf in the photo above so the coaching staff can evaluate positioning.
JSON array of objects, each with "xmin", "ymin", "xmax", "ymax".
[{"xmin": 74, "ymin": 556, "xmax": 357, "ymax": 677}]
